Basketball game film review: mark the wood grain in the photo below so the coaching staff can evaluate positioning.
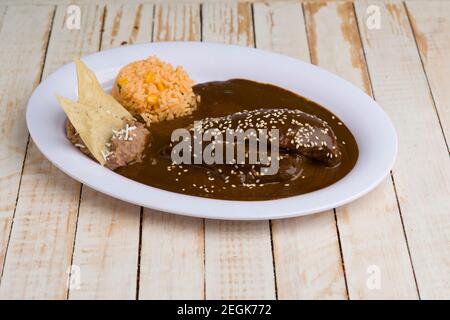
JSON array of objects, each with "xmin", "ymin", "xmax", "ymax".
[
  {"xmin": 68, "ymin": 187, "xmax": 141, "ymax": 299},
  {"xmin": 202, "ymin": 2, "xmax": 276, "ymax": 300},
  {"xmin": 68, "ymin": 4, "xmax": 153, "ymax": 300},
  {"xmin": 0, "ymin": 4, "xmax": 12, "ymax": 278},
  {"xmin": 138, "ymin": 3, "xmax": 205, "ymax": 300},
  {"xmin": 406, "ymin": 0, "xmax": 450, "ymax": 147},
  {"xmin": 253, "ymin": 1, "xmax": 347, "ymax": 300},
  {"xmin": 153, "ymin": 2, "xmax": 201, "ymax": 42},
  {"xmin": 355, "ymin": 0, "xmax": 450, "ymax": 299},
  {"xmin": 202, "ymin": 2, "xmax": 253, "ymax": 46},
  {"xmin": 101, "ymin": 3, "xmax": 154, "ymax": 49},
  {"xmin": 6, "ymin": 0, "xmax": 429, "ymax": 5},
  {"xmin": 304, "ymin": 1, "xmax": 418, "ymax": 299},
  {"xmin": 0, "ymin": 4, "xmax": 94, "ymax": 299}
]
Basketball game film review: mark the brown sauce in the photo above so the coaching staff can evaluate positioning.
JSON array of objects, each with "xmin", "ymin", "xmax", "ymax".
[{"xmin": 116, "ymin": 79, "xmax": 359, "ymax": 200}]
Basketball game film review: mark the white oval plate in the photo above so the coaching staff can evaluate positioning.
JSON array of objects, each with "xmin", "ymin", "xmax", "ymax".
[{"xmin": 26, "ymin": 42, "xmax": 397, "ymax": 220}]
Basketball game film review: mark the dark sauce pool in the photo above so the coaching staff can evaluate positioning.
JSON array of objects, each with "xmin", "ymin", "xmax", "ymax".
[{"xmin": 116, "ymin": 79, "xmax": 358, "ymax": 200}]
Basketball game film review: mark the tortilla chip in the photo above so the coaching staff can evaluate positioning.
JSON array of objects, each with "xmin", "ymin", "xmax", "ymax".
[
  {"xmin": 58, "ymin": 96, "xmax": 126, "ymax": 165},
  {"xmin": 57, "ymin": 58, "xmax": 134, "ymax": 165},
  {"xmin": 74, "ymin": 58, "xmax": 133, "ymax": 121}
]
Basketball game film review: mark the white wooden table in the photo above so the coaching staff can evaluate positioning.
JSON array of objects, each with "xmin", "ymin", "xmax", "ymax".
[{"xmin": 0, "ymin": 0, "xmax": 449, "ymax": 300}]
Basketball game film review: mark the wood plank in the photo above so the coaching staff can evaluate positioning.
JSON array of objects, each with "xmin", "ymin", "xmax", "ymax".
[
  {"xmin": 202, "ymin": 2, "xmax": 276, "ymax": 300},
  {"xmin": 68, "ymin": 3, "xmax": 153, "ymax": 300},
  {"xmin": 304, "ymin": 1, "xmax": 418, "ymax": 299},
  {"xmin": 253, "ymin": 1, "xmax": 347, "ymax": 300},
  {"xmin": 406, "ymin": 0, "xmax": 450, "ymax": 146},
  {"xmin": 139, "ymin": 212, "xmax": 204, "ymax": 300},
  {"xmin": 68, "ymin": 187, "xmax": 141, "ymax": 299},
  {"xmin": 0, "ymin": 3, "xmax": 12, "ymax": 278},
  {"xmin": 6, "ymin": 0, "xmax": 403, "ymax": 6},
  {"xmin": 0, "ymin": 4, "xmax": 103, "ymax": 300},
  {"xmin": 153, "ymin": 3, "xmax": 201, "ymax": 42},
  {"xmin": 138, "ymin": 3, "xmax": 205, "ymax": 300},
  {"xmin": 0, "ymin": 4, "xmax": 96, "ymax": 299},
  {"xmin": 253, "ymin": 1, "xmax": 309, "ymax": 61},
  {"xmin": 101, "ymin": 3, "xmax": 154, "ymax": 50},
  {"xmin": 355, "ymin": 0, "xmax": 450, "ymax": 299}
]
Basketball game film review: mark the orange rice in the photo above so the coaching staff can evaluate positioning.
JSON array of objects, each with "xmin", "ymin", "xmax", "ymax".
[{"xmin": 112, "ymin": 56, "xmax": 198, "ymax": 125}]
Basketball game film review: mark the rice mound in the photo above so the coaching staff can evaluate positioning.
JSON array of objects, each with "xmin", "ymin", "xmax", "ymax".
[{"xmin": 112, "ymin": 56, "xmax": 198, "ymax": 125}]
